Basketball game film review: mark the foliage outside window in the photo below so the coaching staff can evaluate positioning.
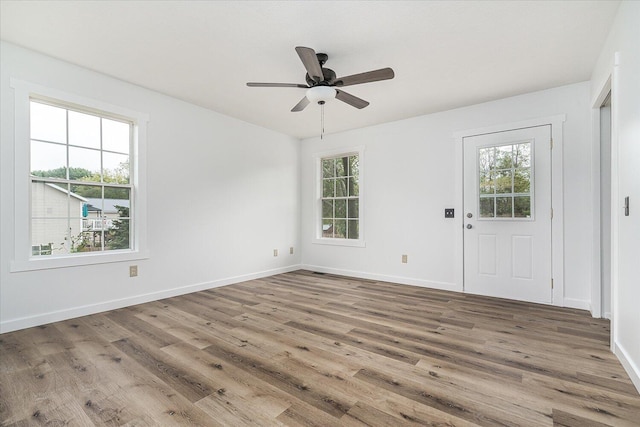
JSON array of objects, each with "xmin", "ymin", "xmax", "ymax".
[
  {"xmin": 30, "ymin": 99, "xmax": 133, "ymax": 256},
  {"xmin": 321, "ymin": 154, "xmax": 359, "ymax": 239},
  {"xmin": 478, "ymin": 142, "xmax": 532, "ymax": 219}
]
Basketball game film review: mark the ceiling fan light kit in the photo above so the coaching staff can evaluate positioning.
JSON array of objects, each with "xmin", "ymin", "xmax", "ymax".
[
  {"xmin": 247, "ymin": 46, "xmax": 394, "ymax": 139},
  {"xmin": 306, "ymin": 86, "xmax": 336, "ymax": 105}
]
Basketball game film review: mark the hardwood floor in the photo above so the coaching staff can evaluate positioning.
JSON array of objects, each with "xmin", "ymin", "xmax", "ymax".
[{"xmin": 1, "ymin": 270, "xmax": 639, "ymax": 426}]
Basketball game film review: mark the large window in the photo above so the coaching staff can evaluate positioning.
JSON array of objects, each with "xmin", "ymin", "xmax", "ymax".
[
  {"xmin": 320, "ymin": 152, "xmax": 361, "ymax": 241},
  {"xmin": 30, "ymin": 99, "xmax": 133, "ymax": 256},
  {"xmin": 11, "ymin": 79, "xmax": 148, "ymax": 271}
]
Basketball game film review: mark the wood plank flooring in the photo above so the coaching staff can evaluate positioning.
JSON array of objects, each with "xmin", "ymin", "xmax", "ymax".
[{"xmin": 1, "ymin": 270, "xmax": 639, "ymax": 426}]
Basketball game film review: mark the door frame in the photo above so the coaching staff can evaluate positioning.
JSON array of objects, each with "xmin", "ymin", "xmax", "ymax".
[
  {"xmin": 454, "ymin": 115, "xmax": 566, "ymax": 307},
  {"xmin": 591, "ymin": 77, "xmax": 612, "ymax": 320}
]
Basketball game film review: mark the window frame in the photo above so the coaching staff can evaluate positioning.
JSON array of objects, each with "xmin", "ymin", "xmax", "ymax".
[
  {"xmin": 313, "ymin": 147, "xmax": 365, "ymax": 247},
  {"xmin": 10, "ymin": 79, "xmax": 149, "ymax": 271}
]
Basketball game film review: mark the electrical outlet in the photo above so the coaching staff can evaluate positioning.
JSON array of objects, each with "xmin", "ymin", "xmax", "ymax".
[
  {"xmin": 445, "ymin": 208, "xmax": 455, "ymax": 218},
  {"xmin": 129, "ymin": 265, "xmax": 138, "ymax": 277},
  {"xmin": 402, "ymin": 254, "xmax": 408, "ymax": 264},
  {"xmin": 273, "ymin": 249, "xmax": 278, "ymax": 257},
  {"xmin": 290, "ymin": 246, "xmax": 294, "ymax": 255}
]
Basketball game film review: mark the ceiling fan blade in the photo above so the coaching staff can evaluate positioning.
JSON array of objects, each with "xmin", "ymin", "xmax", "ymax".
[
  {"xmin": 334, "ymin": 68, "xmax": 395, "ymax": 87},
  {"xmin": 295, "ymin": 46, "xmax": 324, "ymax": 82},
  {"xmin": 335, "ymin": 89, "xmax": 369, "ymax": 109},
  {"xmin": 291, "ymin": 96, "xmax": 310, "ymax": 112},
  {"xmin": 247, "ymin": 82, "xmax": 308, "ymax": 88}
]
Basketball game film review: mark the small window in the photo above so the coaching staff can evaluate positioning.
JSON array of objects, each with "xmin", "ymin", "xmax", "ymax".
[
  {"xmin": 478, "ymin": 142, "xmax": 532, "ymax": 219},
  {"xmin": 30, "ymin": 99, "xmax": 133, "ymax": 256},
  {"xmin": 319, "ymin": 152, "xmax": 362, "ymax": 243}
]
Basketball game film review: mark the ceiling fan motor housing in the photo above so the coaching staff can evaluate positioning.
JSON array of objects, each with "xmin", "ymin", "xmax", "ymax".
[{"xmin": 305, "ymin": 67, "xmax": 336, "ymax": 86}]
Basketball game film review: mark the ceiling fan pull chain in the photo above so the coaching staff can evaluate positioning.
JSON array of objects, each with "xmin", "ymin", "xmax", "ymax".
[{"xmin": 320, "ymin": 101, "xmax": 325, "ymax": 140}]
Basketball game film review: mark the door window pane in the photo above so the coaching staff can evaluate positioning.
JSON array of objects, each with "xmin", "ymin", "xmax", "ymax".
[
  {"xmin": 480, "ymin": 198, "xmax": 494, "ymax": 218},
  {"xmin": 514, "ymin": 143, "xmax": 531, "ymax": 168},
  {"xmin": 514, "ymin": 196, "xmax": 531, "ymax": 218},
  {"xmin": 495, "ymin": 145, "xmax": 513, "ymax": 169},
  {"xmin": 478, "ymin": 141, "xmax": 532, "ymax": 220},
  {"xmin": 514, "ymin": 169, "xmax": 530, "ymax": 193},
  {"xmin": 496, "ymin": 197, "xmax": 513, "ymax": 217},
  {"xmin": 495, "ymin": 170, "xmax": 512, "ymax": 194}
]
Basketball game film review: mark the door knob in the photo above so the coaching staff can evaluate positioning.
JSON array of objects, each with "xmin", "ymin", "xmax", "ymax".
[{"xmin": 466, "ymin": 224, "xmax": 473, "ymax": 229}]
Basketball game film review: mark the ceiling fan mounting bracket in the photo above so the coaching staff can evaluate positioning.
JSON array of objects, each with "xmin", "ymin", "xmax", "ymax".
[{"xmin": 316, "ymin": 53, "xmax": 328, "ymax": 66}]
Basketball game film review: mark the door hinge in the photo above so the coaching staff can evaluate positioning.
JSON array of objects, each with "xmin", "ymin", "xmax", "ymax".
[
  {"xmin": 550, "ymin": 138, "xmax": 554, "ymax": 150},
  {"xmin": 551, "ymin": 278, "xmax": 554, "ymax": 289},
  {"xmin": 551, "ymin": 208, "xmax": 554, "ymax": 219}
]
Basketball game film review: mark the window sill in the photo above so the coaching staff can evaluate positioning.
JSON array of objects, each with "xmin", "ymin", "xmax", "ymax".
[
  {"xmin": 10, "ymin": 250, "xmax": 150, "ymax": 272},
  {"xmin": 312, "ymin": 238, "xmax": 366, "ymax": 248}
]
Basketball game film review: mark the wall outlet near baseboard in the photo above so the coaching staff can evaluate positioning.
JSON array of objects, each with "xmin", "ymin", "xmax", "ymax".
[
  {"xmin": 290, "ymin": 247, "xmax": 294, "ymax": 255},
  {"xmin": 129, "ymin": 265, "xmax": 138, "ymax": 277},
  {"xmin": 402, "ymin": 254, "xmax": 408, "ymax": 264},
  {"xmin": 273, "ymin": 249, "xmax": 278, "ymax": 257}
]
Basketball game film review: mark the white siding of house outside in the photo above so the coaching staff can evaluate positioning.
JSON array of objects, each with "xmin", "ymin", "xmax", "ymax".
[{"xmin": 31, "ymin": 182, "xmax": 85, "ymax": 254}]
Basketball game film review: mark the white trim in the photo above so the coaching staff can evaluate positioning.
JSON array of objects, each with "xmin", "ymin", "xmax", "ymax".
[
  {"xmin": 562, "ymin": 297, "xmax": 592, "ymax": 311},
  {"xmin": 301, "ymin": 264, "xmax": 460, "ymax": 292},
  {"xmin": 10, "ymin": 250, "xmax": 151, "ymax": 272},
  {"xmin": 0, "ymin": 264, "xmax": 302, "ymax": 334},
  {"xmin": 610, "ymin": 52, "xmax": 621, "ymax": 351},
  {"xmin": 590, "ymin": 76, "xmax": 613, "ymax": 318},
  {"xmin": 312, "ymin": 146, "xmax": 365, "ymax": 247},
  {"xmin": 9, "ymin": 78, "xmax": 149, "ymax": 272},
  {"xmin": 453, "ymin": 115, "xmax": 566, "ymax": 306},
  {"xmin": 614, "ymin": 341, "xmax": 640, "ymax": 393}
]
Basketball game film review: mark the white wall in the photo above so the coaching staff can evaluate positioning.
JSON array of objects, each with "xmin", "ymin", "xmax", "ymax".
[
  {"xmin": 0, "ymin": 42, "xmax": 301, "ymax": 332},
  {"xmin": 300, "ymin": 82, "xmax": 593, "ymax": 309},
  {"xmin": 591, "ymin": 0, "xmax": 640, "ymax": 391}
]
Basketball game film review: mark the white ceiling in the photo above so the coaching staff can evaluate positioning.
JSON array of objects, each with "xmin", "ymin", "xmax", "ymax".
[{"xmin": 1, "ymin": 1, "xmax": 620, "ymax": 139}]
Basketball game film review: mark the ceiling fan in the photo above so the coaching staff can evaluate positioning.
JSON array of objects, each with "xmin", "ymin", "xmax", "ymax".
[{"xmin": 247, "ymin": 46, "xmax": 395, "ymax": 112}]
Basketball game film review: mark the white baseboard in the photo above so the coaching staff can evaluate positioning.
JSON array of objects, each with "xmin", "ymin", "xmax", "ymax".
[
  {"xmin": 0, "ymin": 264, "xmax": 301, "ymax": 334},
  {"xmin": 614, "ymin": 341, "xmax": 640, "ymax": 394},
  {"xmin": 300, "ymin": 264, "xmax": 460, "ymax": 292},
  {"xmin": 562, "ymin": 297, "xmax": 592, "ymax": 311}
]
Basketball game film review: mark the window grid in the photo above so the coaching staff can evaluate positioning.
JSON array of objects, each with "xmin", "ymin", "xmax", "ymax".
[
  {"xmin": 478, "ymin": 142, "xmax": 532, "ymax": 219},
  {"xmin": 30, "ymin": 99, "xmax": 133, "ymax": 256},
  {"xmin": 321, "ymin": 154, "xmax": 359, "ymax": 239}
]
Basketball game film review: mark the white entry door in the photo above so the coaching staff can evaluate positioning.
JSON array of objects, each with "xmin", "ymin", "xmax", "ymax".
[{"xmin": 463, "ymin": 126, "xmax": 552, "ymax": 304}]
